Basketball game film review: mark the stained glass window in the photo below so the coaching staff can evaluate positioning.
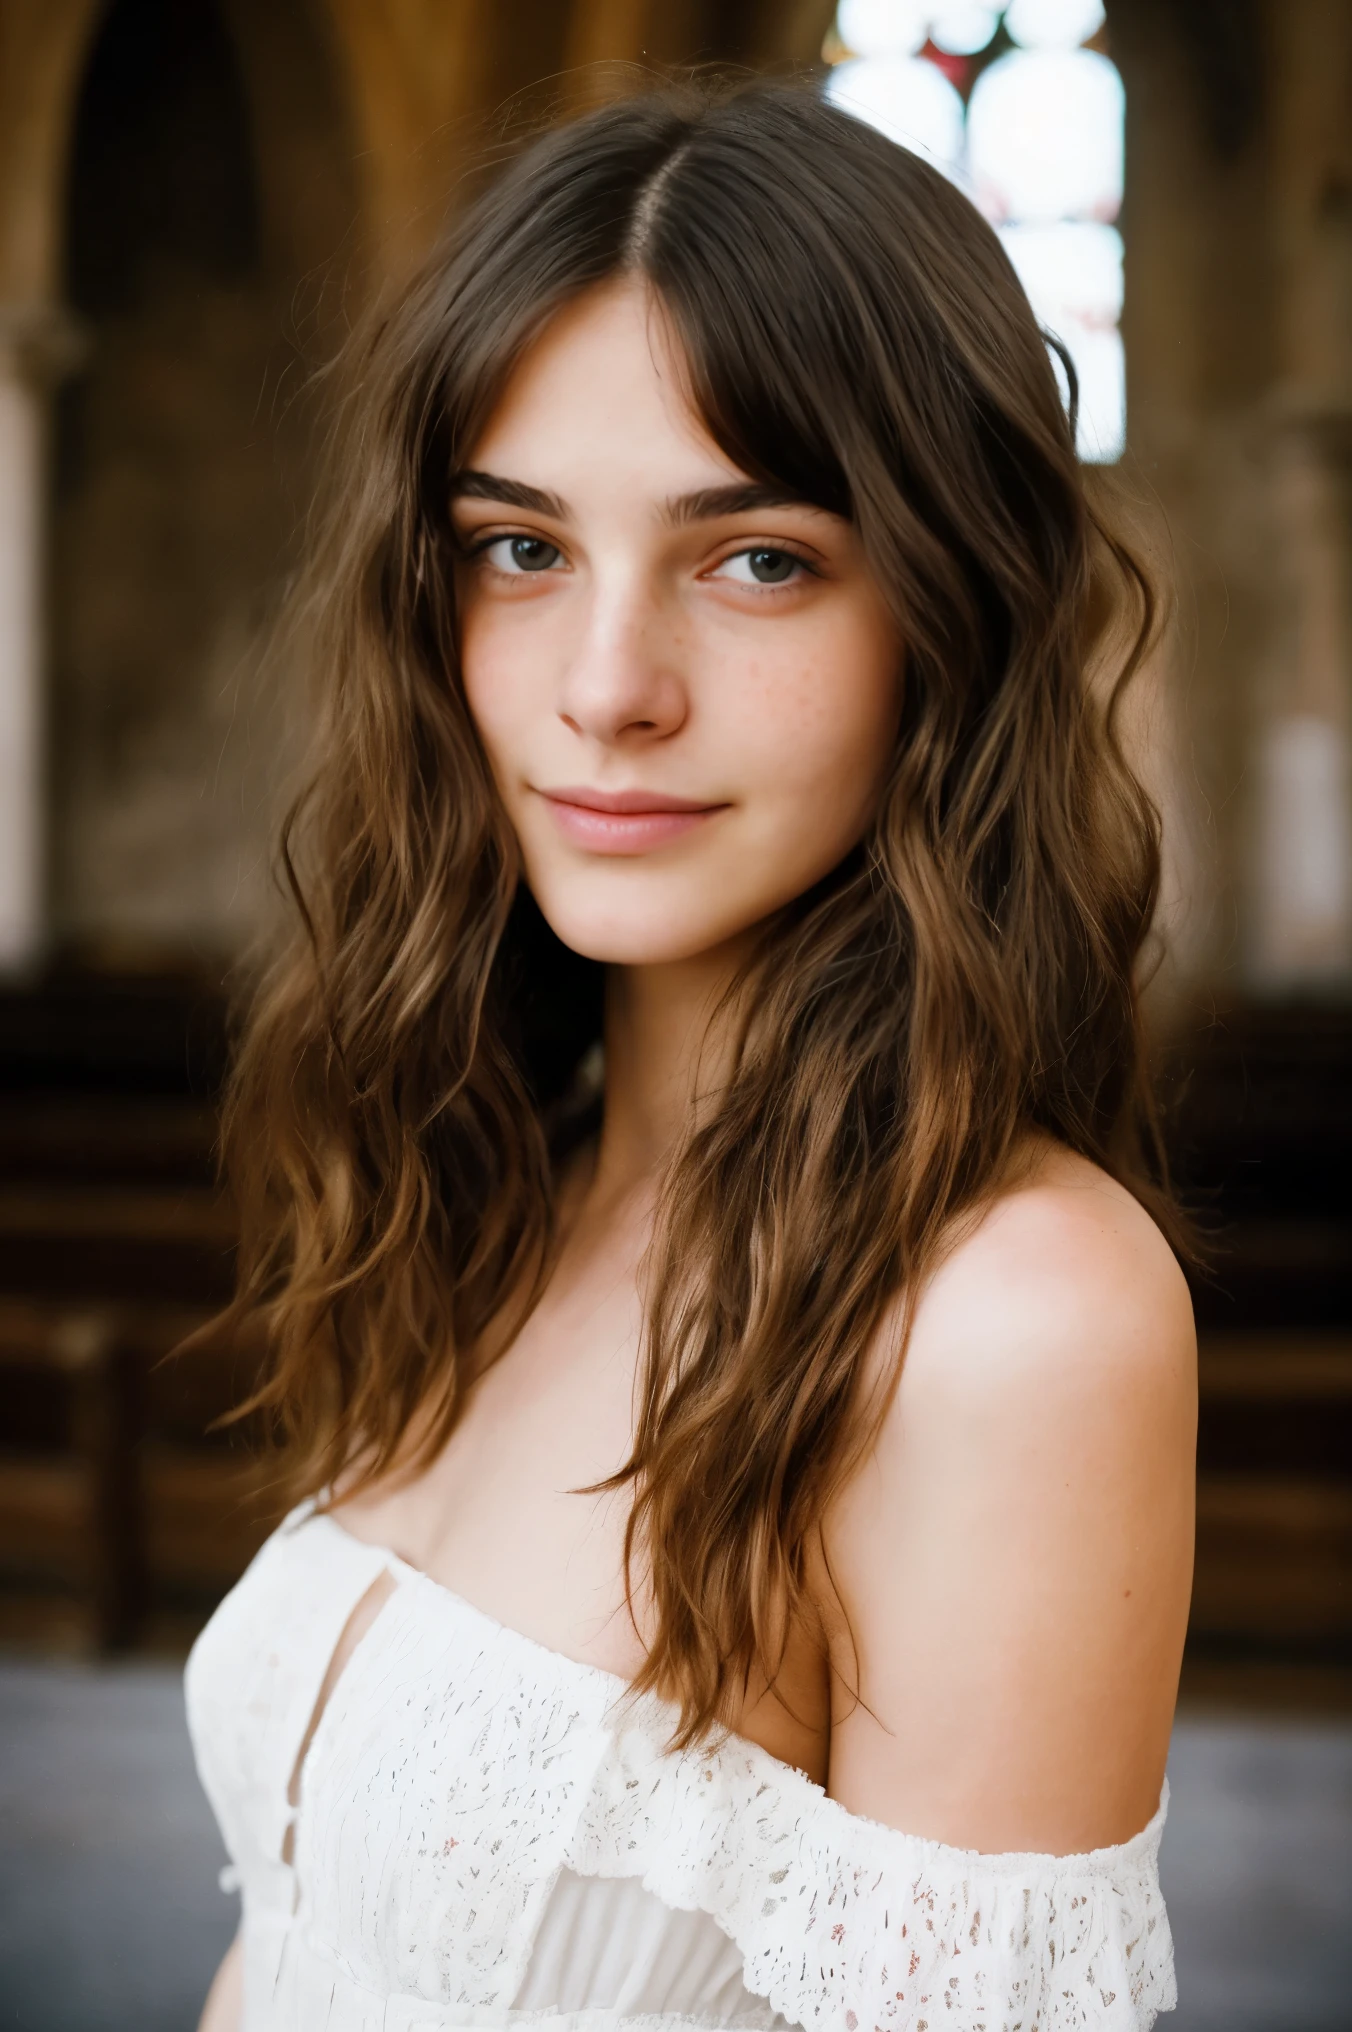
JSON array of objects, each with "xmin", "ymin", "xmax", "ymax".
[{"xmin": 824, "ymin": 0, "xmax": 1125, "ymax": 461}]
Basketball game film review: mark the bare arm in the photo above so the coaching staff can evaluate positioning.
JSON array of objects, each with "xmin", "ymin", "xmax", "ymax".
[
  {"xmin": 197, "ymin": 1929, "xmax": 242, "ymax": 2032},
  {"xmin": 822, "ymin": 1156, "xmax": 1197, "ymax": 1852}
]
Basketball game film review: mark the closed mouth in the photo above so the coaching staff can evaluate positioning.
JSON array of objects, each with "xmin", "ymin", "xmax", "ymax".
[
  {"xmin": 538, "ymin": 786, "xmax": 723, "ymax": 814},
  {"xmin": 534, "ymin": 786, "xmax": 729, "ymax": 854}
]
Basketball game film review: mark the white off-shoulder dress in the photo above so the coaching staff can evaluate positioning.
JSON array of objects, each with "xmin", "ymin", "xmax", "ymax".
[{"xmin": 185, "ymin": 1500, "xmax": 1176, "ymax": 2032}]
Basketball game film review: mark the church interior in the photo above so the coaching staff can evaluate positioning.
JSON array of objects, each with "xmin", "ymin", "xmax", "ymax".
[{"xmin": 0, "ymin": 2, "xmax": 1349, "ymax": 2027}]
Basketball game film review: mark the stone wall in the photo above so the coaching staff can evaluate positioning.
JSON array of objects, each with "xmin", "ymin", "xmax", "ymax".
[{"xmin": 1119, "ymin": 0, "xmax": 1352, "ymax": 998}]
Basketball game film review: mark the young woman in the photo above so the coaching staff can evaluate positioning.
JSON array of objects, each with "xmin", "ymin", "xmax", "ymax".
[{"xmin": 188, "ymin": 80, "xmax": 1195, "ymax": 2032}]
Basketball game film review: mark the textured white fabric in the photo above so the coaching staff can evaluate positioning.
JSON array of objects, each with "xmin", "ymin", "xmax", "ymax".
[
  {"xmin": 185, "ymin": 1502, "xmax": 1177, "ymax": 2032},
  {"xmin": 516, "ymin": 1873, "xmax": 769, "ymax": 2018}
]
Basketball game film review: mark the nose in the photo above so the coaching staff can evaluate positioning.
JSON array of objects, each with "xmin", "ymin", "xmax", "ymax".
[{"xmin": 557, "ymin": 571, "xmax": 688, "ymax": 747}]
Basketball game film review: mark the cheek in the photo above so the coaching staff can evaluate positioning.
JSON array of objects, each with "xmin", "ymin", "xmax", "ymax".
[
  {"xmin": 722, "ymin": 611, "xmax": 900, "ymax": 841},
  {"xmin": 458, "ymin": 600, "xmax": 537, "ymax": 782}
]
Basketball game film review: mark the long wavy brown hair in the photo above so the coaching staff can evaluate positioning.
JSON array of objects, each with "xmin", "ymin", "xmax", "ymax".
[{"xmin": 223, "ymin": 79, "xmax": 1178, "ymax": 1743}]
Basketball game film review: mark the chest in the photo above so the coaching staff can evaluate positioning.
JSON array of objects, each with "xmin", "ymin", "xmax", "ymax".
[
  {"xmin": 338, "ymin": 1272, "xmax": 831, "ymax": 1780},
  {"xmin": 187, "ymin": 1530, "xmax": 795, "ymax": 2027},
  {"xmin": 346, "ymin": 1251, "xmax": 642, "ymax": 1652}
]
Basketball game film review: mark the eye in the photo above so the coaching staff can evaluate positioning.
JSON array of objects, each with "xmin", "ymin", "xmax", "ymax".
[
  {"xmin": 711, "ymin": 547, "xmax": 809, "ymax": 587},
  {"xmin": 477, "ymin": 534, "xmax": 565, "ymax": 574}
]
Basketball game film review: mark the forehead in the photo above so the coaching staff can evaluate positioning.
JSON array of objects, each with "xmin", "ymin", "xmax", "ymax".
[{"xmin": 465, "ymin": 279, "xmax": 746, "ymax": 498}]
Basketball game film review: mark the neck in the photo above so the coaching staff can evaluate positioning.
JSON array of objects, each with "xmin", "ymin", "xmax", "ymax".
[{"xmin": 590, "ymin": 938, "xmax": 750, "ymax": 1202}]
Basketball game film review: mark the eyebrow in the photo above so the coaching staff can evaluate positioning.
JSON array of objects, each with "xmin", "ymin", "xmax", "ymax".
[
  {"xmin": 450, "ymin": 470, "xmax": 823, "ymax": 527},
  {"xmin": 450, "ymin": 470, "xmax": 566, "ymax": 518},
  {"xmin": 664, "ymin": 482, "xmax": 818, "ymax": 526}
]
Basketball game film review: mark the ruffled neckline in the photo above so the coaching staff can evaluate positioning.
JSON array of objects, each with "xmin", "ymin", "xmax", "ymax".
[{"xmin": 304, "ymin": 1502, "xmax": 1169, "ymax": 1874}]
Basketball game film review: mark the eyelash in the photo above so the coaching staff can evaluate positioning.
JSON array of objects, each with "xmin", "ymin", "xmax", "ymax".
[
  {"xmin": 467, "ymin": 534, "xmax": 564, "ymax": 574},
  {"xmin": 710, "ymin": 547, "xmax": 817, "ymax": 588},
  {"xmin": 464, "ymin": 533, "xmax": 820, "ymax": 586}
]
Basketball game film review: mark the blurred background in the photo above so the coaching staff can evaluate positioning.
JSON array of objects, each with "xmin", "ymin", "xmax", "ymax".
[{"xmin": 0, "ymin": 1, "xmax": 1348, "ymax": 2027}]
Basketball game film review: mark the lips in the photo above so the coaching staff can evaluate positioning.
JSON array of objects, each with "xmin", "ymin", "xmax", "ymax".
[{"xmin": 536, "ymin": 786, "xmax": 727, "ymax": 854}]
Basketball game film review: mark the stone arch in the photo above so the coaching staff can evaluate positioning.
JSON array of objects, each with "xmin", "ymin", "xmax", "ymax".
[
  {"xmin": 46, "ymin": 0, "xmax": 357, "ymax": 958},
  {"xmin": 0, "ymin": 0, "xmax": 107, "ymax": 305},
  {"xmin": 0, "ymin": 0, "xmax": 105, "ymax": 963},
  {"xmin": 219, "ymin": 0, "xmax": 360, "ymax": 287}
]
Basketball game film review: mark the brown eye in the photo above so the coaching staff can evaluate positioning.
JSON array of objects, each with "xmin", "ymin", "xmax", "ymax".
[
  {"xmin": 504, "ymin": 540, "xmax": 557, "ymax": 573},
  {"xmin": 507, "ymin": 536, "xmax": 560, "ymax": 572},
  {"xmin": 477, "ymin": 535, "xmax": 564, "ymax": 573},
  {"xmin": 747, "ymin": 548, "xmax": 797, "ymax": 583},
  {"xmin": 713, "ymin": 546, "xmax": 809, "ymax": 587}
]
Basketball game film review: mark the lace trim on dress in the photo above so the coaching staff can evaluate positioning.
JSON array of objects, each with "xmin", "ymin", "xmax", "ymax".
[
  {"xmin": 572, "ymin": 1690, "xmax": 1174, "ymax": 2032},
  {"xmin": 308, "ymin": 1507, "xmax": 1176, "ymax": 2032},
  {"xmin": 187, "ymin": 1504, "xmax": 1176, "ymax": 2032}
]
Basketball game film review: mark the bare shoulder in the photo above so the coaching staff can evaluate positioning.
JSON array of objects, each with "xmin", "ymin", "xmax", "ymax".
[
  {"xmin": 819, "ymin": 1142, "xmax": 1197, "ymax": 1852},
  {"xmin": 900, "ymin": 1139, "xmax": 1196, "ymax": 1413}
]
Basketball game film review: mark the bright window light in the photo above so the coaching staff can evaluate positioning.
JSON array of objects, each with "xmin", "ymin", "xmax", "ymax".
[
  {"xmin": 929, "ymin": 4, "xmax": 1000, "ymax": 53},
  {"xmin": 825, "ymin": 56, "xmax": 967, "ymax": 178},
  {"xmin": 822, "ymin": 3, "xmax": 1126, "ymax": 461},
  {"xmin": 1003, "ymin": 0, "xmax": 1105, "ymax": 49},
  {"xmin": 966, "ymin": 47, "xmax": 1123, "ymax": 221},
  {"xmin": 836, "ymin": 0, "xmax": 930, "ymax": 57}
]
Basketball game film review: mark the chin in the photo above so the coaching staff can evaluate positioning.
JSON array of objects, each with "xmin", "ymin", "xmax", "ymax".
[{"xmin": 528, "ymin": 878, "xmax": 758, "ymax": 968}]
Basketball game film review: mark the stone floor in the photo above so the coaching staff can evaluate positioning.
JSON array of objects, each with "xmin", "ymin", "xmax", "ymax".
[
  {"xmin": 1158, "ymin": 1714, "xmax": 1352, "ymax": 2031},
  {"xmin": 0, "ymin": 1656, "xmax": 1349, "ymax": 2032}
]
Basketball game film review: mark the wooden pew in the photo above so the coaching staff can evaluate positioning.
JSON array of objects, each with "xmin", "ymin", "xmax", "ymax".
[
  {"xmin": 0, "ymin": 1301, "xmax": 144, "ymax": 1648},
  {"xmin": 1193, "ymin": 1333, "xmax": 1352, "ymax": 1651}
]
